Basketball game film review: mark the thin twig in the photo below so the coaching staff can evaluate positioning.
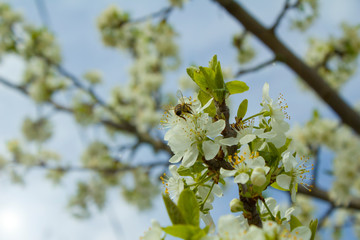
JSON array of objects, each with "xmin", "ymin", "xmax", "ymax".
[
  {"xmin": 311, "ymin": 146, "xmax": 320, "ymax": 187},
  {"xmin": 270, "ymin": 0, "xmax": 300, "ymax": 32},
  {"xmin": 318, "ymin": 205, "xmax": 335, "ymax": 230},
  {"xmin": 131, "ymin": 6, "xmax": 173, "ymax": 24},
  {"xmin": 298, "ymin": 185, "xmax": 360, "ymax": 210},
  {"xmin": 235, "ymin": 58, "xmax": 277, "ymax": 77},
  {"xmin": 34, "ymin": 0, "xmax": 52, "ymax": 29},
  {"xmin": 16, "ymin": 160, "xmax": 169, "ymax": 174},
  {"xmin": 0, "ymin": 76, "xmax": 172, "ymax": 154}
]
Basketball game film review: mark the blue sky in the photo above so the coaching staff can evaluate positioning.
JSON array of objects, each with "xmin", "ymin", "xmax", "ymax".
[{"xmin": 0, "ymin": 0, "xmax": 359, "ymax": 239}]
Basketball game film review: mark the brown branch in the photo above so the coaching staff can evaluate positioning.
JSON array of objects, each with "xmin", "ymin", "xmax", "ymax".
[
  {"xmin": 28, "ymin": 160, "xmax": 169, "ymax": 174},
  {"xmin": 318, "ymin": 205, "xmax": 335, "ymax": 230},
  {"xmin": 314, "ymin": 49, "xmax": 345, "ymax": 71},
  {"xmin": 311, "ymin": 146, "xmax": 320, "ymax": 187},
  {"xmin": 214, "ymin": 0, "xmax": 360, "ymax": 136},
  {"xmin": 270, "ymin": 0, "xmax": 300, "ymax": 32},
  {"xmin": 298, "ymin": 185, "xmax": 360, "ymax": 210},
  {"xmin": 131, "ymin": 6, "xmax": 173, "ymax": 24},
  {"xmin": 235, "ymin": 58, "xmax": 277, "ymax": 77},
  {"xmin": 212, "ymin": 98, "xmax": 262, "ymax": 227},
  {"xmin": 0, "ymin": 76, "xmax": 171, "ymax": 154}
]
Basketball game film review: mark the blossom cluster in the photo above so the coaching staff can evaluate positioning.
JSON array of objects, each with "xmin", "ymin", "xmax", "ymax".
[
  {"xmin": 146, "ymin": 54, "xmax": 317, "ymax": 240},
  {"xmin": 291, "ymin": 114, "xmax": 360, "ymax": 206},
  {"xmin": 98, "ymin": 6, "xmax": 180, "ymax": 133}
]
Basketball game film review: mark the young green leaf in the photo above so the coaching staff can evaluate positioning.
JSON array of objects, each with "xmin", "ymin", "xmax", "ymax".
[
  {"xmin": 177, "ymin": 166, "xmax": 192, "ymax": 177},
  {"xmin": 237, "ymin": 99, "xmax": 248, "ymax": 119},
  {"xmin": 309, "ymin": 219, "xmax": 318, "ymax": 240},
  {"xmin": 177, "ymin": 189, "xmax": 200, "ymax": 226},
  {"xmin": 278, "ymin": 138, "xmax": 292, "ymax": 155},
  {"xmin": 186, "ymin": 67, "xmax": 209, "ymax": 93},
  {"xmin": 163, "ymin": 224, "xmax": 199, "ymax": 239},
  {"xmin": 290, "ymin": 215, "xmax": 303, "ymax": 231},
  {"xmin": 186, "ymin": 66, "xmax": 196, "ymax": 79},
  {"xmin": 198, "ymin": 90, "xmax": 216, "ymax": 117},
  {"xmin": 208, "ymin": 55, "xmax": 218, "ymax": 70},
  {"xmin": 226, "ymin": 81, "xmax": 249, "ymax": 95},
  {"xmin": 162, "ymin": 194, "xmax": 186, "ymax": 225}
]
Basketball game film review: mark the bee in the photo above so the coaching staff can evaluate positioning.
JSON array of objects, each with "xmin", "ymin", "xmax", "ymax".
[{"xmin": 174, "ymin": 90, "xmax": 193, "ymax": 120}]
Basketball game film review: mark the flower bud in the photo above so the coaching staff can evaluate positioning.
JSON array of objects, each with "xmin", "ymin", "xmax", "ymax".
[
  {"xmin": 251, "ymin": 167, "xmax": 267, "ymax": 186},
  {"xmin": 230, "ymin": 198, "xmax": 244, "ymax": 212}
]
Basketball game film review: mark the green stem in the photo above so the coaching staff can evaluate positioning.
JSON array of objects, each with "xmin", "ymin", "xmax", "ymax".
[
  {"xmin": 192, "ymin": 174, "xmax": 214, "ymax": 191},
  {"xmin": 242, "ymin": 112, "xmax": 264, "ymax": 122},
  {"xmin": 200, "ymin": 181, "xmax": 215, "ymax": 211},
  {"xmin": 261, "ymin": 198, "xmax": 275, "ymax": 221}
]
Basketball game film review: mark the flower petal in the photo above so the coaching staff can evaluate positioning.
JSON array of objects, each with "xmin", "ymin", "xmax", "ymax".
[
  {"xmin": 212, "ymin": 184, "xmax": 223, "ymax": 197},
  {"xmin": 169, "ymin": 165, "xmax": 179, "ymax": 177},
  {"xmin": 169, "ymin": 153, "xmax": 183, "ymax": 163},
  {"xmin": 240, "ymin": 134, "xmax": 256, "ymax": 144},
  {"xmin": 262, "ymin": 82, "xmax": 271, "ymax": 102},
  {"xmin": 220, "ymin": 137, "xmax": 239, "ymax": 146},
  {"xmin": 276, "ymin": 174, "xmax": 291, "ymax": 190},
  {"xmin": 207, "ymin": 120, "xmax": 225, "ymax": 138},
  {"xmin": 259, "ymin": 131, "xmax": 277, "ymax": 139},
  {"xmin": 220, "ymin": 169, "xmax": 237, "ymax": 177},
  {"xmin": 291, "ymin": 226, "xmax": 311, "ymax": 240},
  {"xmin": 203, "ymin": 141, "xmax": 220, "ymax": 160},
  {"xmin": 234, "ymin": 173, "xmax": 249, "ymax": 184},
  {"xmin": 182, "ymin": 146, "xmax": 198, "ymax": 167},
  {"xmin": 199, "ymin": 98, "xmax": 214, "ymax": 112}
]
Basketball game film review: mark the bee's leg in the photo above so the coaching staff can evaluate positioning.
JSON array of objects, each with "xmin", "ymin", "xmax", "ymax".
[{"xmin": 180, "ymin": 115, "xmax": 187, "ymax": 121}]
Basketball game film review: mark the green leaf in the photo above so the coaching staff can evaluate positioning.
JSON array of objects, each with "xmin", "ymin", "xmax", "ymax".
[
  {"xmin": 213, "ymin": 61, "xmax": 226, "ymax": 102},
  {"xmin": 290, "ymin": 215, "xmax": 303, "ymax": 231},
  {"xmin": 226, "ymin": 81, "xmax": 249, "ymax": 95},
  {"xmin": 163, "ymin": 224, "xmax": 199, "ymax": 239},
  {"xmin": 237, "ymin": 99, "xmax": 248, "ymax": 119},
  {"xmin": 177, "ymin": 163, "xmax": 206, "ymax": 177},
  {"xmin": 177, "ymin": 166, "xmax": 192, "ymax": 177},
  {"xmin": 208, "ymin": 55, "xmax": 218, "ymax": 70},
  {"xmin": 186, "ymin": 66, "xmax": 196, "ymax": 79},
  {"xmin": 192, "ymin": 162, "xmax": 207, "ymax": 174},
  {"xmin": 198, "ymin": 90, "xmax": 216, "ymax": 117},
  {"xmin": 309, "ymin": 219, "xmax": 318, "ymax": 240},
  {"xmin": 191, "ymin": 227, "xmax": 208, "ymax": 240},
  {"xmin": 196, "ymin": 67, "xmax": 213, "ymax": 92},
  {"xmin": 187, "ymin": 56, "xmax": 227, "ymax": 103},
  {"xmin": 278, "ymin": 138, "xmax": 292, "ymax": 155},
  {"xmin": 271, "ymin": 181, "xmax": 288, "ymax": 191},
  {"xmin": 178, "ymin": 189, "xmax": 200, "ymax": 226},
  {"xmin": 312, "ymin": 109, "xmax": 320, "ymax": 119},
  {"xmin": 187, "ymin": 67, "xmax": 210, "ymax": 94},
  {"xmin": 162, "ymin": 194, "xmax": 186, "ymax": 225},
  {"xmin": 258, "ymin": 142, "xmax": 279, "ymax": 166},
  {"xmin": 250, "ymin": 138, "xmax": 264, "ymax": 152}
]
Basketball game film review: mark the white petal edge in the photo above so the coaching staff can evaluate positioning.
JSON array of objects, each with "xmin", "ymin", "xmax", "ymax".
[
  {"xmin": 207, "ymin": 120, "xmax": 226, "ymax": 138},
  {"xmin": 234, "ymin": 173, "xmax": 249, "ymax": 184},
  {"xmin": 276, "ymin": 174, "xmax": 291, "ymax": 190},
  {"xmin": 203, "ymin": 141, "xmax": 220, "ymax": 160}
]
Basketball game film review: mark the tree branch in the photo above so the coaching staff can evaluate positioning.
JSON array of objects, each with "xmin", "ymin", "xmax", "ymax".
[
  {"xmin": 0, "ymin": 76, "xmax": 171, "ymax": 154},
  {"xmin": 270, "ymin": 0, "xmax": 300, "ymax": 32},
  {"xmin": 28, "ymin": 160, "xmax": 169, "ymax": 174},
  {"xmin": 298, "ymin": 185, "xmax": 360, "ymax": 210},
  {"xmin": 131, "ymin": 6, "xmax": 174, "ymax": 24},
  {"xmin": 235, "ymin": 57, "xmax": 277, "ymax": 77},
  {"xmin": 214, "ymin": 0, "xmax": 360, "ymax": 136},
  {"xmin": 318, "ymin": 205, "xmax": 335, "ymax": 230}
]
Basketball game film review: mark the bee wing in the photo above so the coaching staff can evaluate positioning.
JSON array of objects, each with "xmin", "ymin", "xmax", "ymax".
[{"xmin": 176, "ymin": 89, "xmax": 185, "ymax": 104}]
